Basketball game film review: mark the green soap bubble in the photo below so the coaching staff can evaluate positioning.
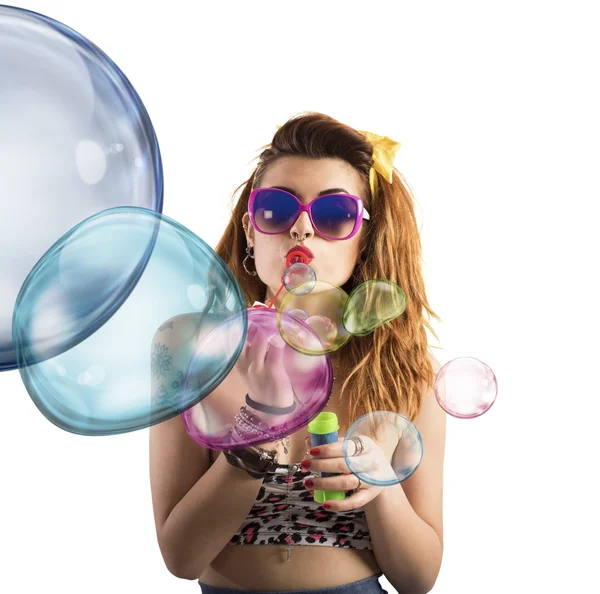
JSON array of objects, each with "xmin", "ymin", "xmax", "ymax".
[{"xmin": 343, "ymin": 279, "xmax": 406, "ymax": 336}]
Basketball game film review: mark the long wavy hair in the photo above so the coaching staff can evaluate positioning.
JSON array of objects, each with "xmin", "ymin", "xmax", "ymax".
[{"xmin": 214, "ymin": 112, "xmax": 442, "ymax": 424}]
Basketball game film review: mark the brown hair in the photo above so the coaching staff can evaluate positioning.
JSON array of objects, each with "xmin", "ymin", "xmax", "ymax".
[{"xmin": 214, "ymin": 112, "xmax": 442, "ymax": 424}]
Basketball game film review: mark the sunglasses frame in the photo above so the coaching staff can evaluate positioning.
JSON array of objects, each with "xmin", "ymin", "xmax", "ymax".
[{"xmin": 248, "ymin": 187, "xmax": 370, "ymax": 241}]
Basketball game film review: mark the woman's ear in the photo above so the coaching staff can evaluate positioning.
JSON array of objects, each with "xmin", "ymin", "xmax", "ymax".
[{"xmin": 241, "ymin": 213, "xmax": 254, "ymax": 243}]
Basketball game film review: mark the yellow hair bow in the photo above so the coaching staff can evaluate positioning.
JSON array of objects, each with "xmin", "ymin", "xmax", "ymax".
[
  {"xmin": 273, "ymin": 124, "xmax": 401, "ymax": 200},
  {"xmin": 357, "ymin": 130, "xmax": 401, "ymax": 200}
]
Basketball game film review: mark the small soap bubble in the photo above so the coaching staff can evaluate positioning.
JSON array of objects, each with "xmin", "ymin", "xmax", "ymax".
[
  {"xmin": 287, "ymin": 308, "xmax": 309, "ymax": 322},
  {"xmin": 282, "ymin": 262, "xmax": 317, "ymax": 295},
  {"xmin": 305, "ymin": 315, "xmax": 337, "ymax": 349},
  {"xmin": 434, "ymin": 356, "xmax": 497, "ymax": 418}
]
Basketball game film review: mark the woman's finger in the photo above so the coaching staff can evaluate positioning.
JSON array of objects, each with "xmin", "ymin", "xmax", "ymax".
[
  {"xmin": 265, "ymin": 334, "xmax": 286, "ymax": 367},
  {"xmin": 307, "ymin": 473, "xmax": 362, "ymax": 493},
  {"xmin": 318, "ymin": 492, "xmax": 371, "ymax": 513},
  {"xmin": 238, "ymin": 323, "xmax": 260, "ymax": 369},
  {"xmin": 248, "ymin": 328, "xmax": 276, "ymax": 369},
  {"xmin": 311, "ymin": 436, "xmax": 371, "ymax": 459}
]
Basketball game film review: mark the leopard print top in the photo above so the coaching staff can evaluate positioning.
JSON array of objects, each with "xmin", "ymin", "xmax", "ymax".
[{"xmin": 223, "ymin": 458, "xmax": 372, "ymax": 550}]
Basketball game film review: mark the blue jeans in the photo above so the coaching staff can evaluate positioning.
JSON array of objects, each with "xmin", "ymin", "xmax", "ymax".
[{"xmin": 198, "ymin": 573, "xmax": 388, "ymax": 594}]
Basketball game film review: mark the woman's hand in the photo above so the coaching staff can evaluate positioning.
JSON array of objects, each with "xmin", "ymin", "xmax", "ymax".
[
  {"xmin": 234, "ymin": 324, "xmax": 296, "ymax": 447},
  {"xmin": 237, "ymin": 324, "xmax": 295, "ymax": 411},
  {"xmin": 302, "ymin": 434, "xmax": 396, "ymax": 512}
]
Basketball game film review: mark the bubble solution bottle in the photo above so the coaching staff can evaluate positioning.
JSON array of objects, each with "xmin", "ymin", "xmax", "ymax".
[{"xmin": 307, "ymin": 412, "xmax": 346, "ymax": 504}]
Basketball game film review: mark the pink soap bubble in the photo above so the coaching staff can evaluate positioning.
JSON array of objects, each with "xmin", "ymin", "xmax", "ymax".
[
  {"xmin": 434, "ymin": 356, "xmax": 497, "ymax": 418},
  {"xmin": 181, "ymin": 306, "xmax": 333, "ymax": 450}
]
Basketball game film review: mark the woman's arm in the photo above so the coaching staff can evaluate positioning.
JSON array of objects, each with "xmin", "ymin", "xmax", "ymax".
[
  {"xmin": 149, "ymin": 314, "xmax": 277, "ymax": 580},
  {"xmin": 363, "ymin": 353, "xmax": 446, "ymax": 594},
  {"xmin": 156, "ymin": 439, "xmax": 266, "ymax": 580}
]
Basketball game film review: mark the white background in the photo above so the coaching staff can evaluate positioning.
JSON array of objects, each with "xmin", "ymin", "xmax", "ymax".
[{"xmin": 1, "ymin": 1, "xmax": 598, "ymax": 592}]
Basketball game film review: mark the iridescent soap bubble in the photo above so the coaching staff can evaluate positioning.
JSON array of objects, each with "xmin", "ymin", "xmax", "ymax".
[
  {"xmin": 277, "ymin": 281, "xmax": 350, "ymax": 355},
  {"xmin": 287, "ymin": 308, "xmax": 309, "ymax": 322},
  {"xmin": 182, "ymin": 307, "xmax": 333, "ymax": 449},
  {"xmin": 343, "ymin": 280, "xmax": 407, "ymax": 336},
  {"xmin": 434, "ymin": 356, "xmax": 497, "ymax": 418},
  {"xmin": 282, "ymin": 263, "xmax": 316, "ymax": 295},
  {"xmin": 0, "ymin": 6, "xmax": 162, "ymax": 371},
  {"xmin": 13, "ymin": 207, "xmax": 245, "ymax": 435},
  {"xmin": 342, "ymin": 411, "xmax": 423, "ymax": 487}
]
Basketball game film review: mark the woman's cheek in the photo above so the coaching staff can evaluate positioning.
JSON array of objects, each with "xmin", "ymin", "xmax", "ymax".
[{"xmin": 256, "ymin": 256, "xmax": 280, "ymax": 289}]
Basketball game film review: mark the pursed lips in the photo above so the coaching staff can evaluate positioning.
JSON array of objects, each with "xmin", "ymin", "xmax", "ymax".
[{"xmin": 285, "ymin": 245, "xmax": 314, "ymax": 259}]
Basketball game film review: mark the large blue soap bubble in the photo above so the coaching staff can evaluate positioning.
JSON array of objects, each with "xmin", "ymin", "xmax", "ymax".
[
  {"xmin": 12, "ymin": 207, "xmax": 246, "ymax": 435},
  {"xmin": 0, "ymin": 5, "xmax": 163, "ymax": 371}
]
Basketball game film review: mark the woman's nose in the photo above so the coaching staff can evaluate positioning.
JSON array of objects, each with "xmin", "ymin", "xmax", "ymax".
[{"xmin": 290, "ymin": 211, "xmax": 314, "ymax": 240}]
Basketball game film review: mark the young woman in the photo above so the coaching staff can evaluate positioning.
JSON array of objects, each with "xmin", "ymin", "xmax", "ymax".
[{"xmin": 149, "ymin": 112, "xmax": 446, "ymax": 594}]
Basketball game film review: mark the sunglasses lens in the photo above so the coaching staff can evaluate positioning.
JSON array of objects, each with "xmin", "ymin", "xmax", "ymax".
[
  {"xmin": 312, "ymin": 194, "xmax": 358, "ymax": 239},
  {"xmin": 253, "ymin": 189, "xmax": 299, "ymax": 233}
]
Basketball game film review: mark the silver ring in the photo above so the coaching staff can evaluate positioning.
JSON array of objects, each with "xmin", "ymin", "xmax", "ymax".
[
  {"xmin": 350, "ymin": 436, "xmax": 364, "ymax": 457},
  {"xmin": 352, "ymin": 474, "xmax": 362, "ymax": 494}
]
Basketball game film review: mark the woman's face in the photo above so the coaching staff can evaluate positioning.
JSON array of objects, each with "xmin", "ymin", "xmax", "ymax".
[{"xmin": 242, "ymin": 156, "xmax": 368, "ymax": 306}]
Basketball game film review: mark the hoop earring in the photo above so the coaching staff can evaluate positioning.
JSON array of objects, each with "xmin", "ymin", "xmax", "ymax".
[{"xmin": 243, "ymin": 245, "xmax": 258, "ymax": 276}]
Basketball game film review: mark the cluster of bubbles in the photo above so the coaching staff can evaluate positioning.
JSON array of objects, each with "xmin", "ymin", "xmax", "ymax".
[
  {"xmin": 0, "ymin": 6, "xmax": 498, "ymax": 491},
  {"xmin": 278, "ymin": 262, "xmax": 409, "ymax": 355},
  {"xmin": 180, "ymin": 266, "xmax": 411, "ymax": 451}
]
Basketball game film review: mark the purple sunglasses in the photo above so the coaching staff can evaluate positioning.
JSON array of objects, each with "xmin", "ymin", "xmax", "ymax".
[{"xmin": 248, "ymin": 187, "xmax": 370, "ymax": 241}]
